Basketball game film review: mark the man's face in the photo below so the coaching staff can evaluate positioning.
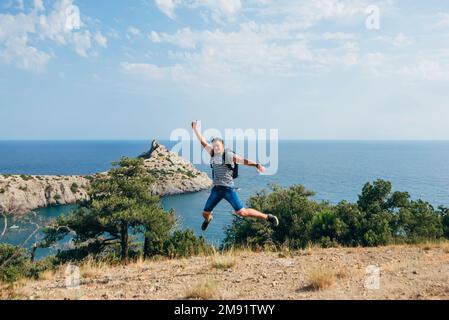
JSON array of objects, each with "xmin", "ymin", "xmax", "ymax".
[{"xmin": 212, "ymin": 140, "xmax": 224, "ymax": 154}]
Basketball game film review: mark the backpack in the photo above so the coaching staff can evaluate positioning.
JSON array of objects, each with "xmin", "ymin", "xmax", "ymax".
[{"xmin": 210, "ymin": 149, "xmax": 239, "ymax": 179}]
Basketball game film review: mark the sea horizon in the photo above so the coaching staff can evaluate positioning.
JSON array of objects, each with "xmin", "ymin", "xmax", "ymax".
[{"xmin": 2, "ymin": 139, "xmax": 449, "ymax": 142}]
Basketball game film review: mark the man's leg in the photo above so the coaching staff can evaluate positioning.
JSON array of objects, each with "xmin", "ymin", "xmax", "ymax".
[
  {"xmin": 236, "ymin": 208, "xmax": 279, "ymax": 226},
  {"xmin": 203, "ymin": 211, "xmax": 212, "ymax": 220},
  {"xmin": 202, "ymin": 187, "xmax": 223, "ymax": 231},
  {"xmin": 236, "ymin": 208, "xmax": 267, "ymax": 219},
  {"xmin": 224, "ymin": 188, "xmax": 279, "ymax": 226}
]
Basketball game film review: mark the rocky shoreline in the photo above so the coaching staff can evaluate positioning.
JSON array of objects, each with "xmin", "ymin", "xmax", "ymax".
[{"xmin": 0, "ymin": 140, "xmax": 212, "ymax": 215}]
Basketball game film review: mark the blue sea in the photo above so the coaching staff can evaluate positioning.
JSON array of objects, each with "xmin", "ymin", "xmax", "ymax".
[{"xmin": 1, "ymin": 140, "xmax": 449, "ymax": 258}]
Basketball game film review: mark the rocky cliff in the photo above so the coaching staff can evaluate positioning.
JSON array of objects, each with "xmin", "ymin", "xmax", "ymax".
[
  {"xmin": 0, "ymin": 140, "xmax": 212, "ymax": 215},
  {"xmin": 0, "ymin": 175, "xmax": 90, "ymax": 215},
  {"xmin": 140, "ymin": 140, "xmax": 212, "ymax": 196}
]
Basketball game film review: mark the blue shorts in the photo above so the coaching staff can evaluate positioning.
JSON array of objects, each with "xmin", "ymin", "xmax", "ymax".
[{"xmin": 203, "ymin": 186, "xmax": 244, "ymax": 213}]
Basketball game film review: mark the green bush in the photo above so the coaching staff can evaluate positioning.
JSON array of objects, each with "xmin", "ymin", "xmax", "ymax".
[
  {"xmin": 440, "ymin": 207, "xmax": 449, "ymax": 238},
  {"xmin": 0, "ymin": 244, "xmax": 30, "ymax": 283},
  {"xmin": 311, "ymin": 209, "xmax": 348, "ymax": 246},
  {"xmin": 70, "ymin": 183, "xmax": 79, "ymax": 193},
  {"xmin": 20, "ymin": 175, "xmax": 33, "ymax": 181},
  {"xmin": 164, "ymin": 230, "xmax": 211, "ymax": 258},
  {"xmin": 223, "ymin": 180, "xmax": 449, "ymax": 250},
  {"xmin": 0, "ymin": 244, "xmax": 55, "ymax": 283},
  {"xmin": 395, "ymin": 200, "xmax": 443, "ymax": 242}
]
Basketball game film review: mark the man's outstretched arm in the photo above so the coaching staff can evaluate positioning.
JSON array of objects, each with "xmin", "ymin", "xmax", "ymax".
[
  {"xmin": 234, "ymin": 154, "xmax": 266, "ymax": 173},
  {"xmin": 192, "ymin": 120, "xmax": 213, "ymax": 155}
]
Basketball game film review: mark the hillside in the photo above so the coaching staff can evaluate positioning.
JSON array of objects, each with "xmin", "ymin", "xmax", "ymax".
[{"xmin": 7, "ymin": 243, "xmax": 449, "ymax": 300}]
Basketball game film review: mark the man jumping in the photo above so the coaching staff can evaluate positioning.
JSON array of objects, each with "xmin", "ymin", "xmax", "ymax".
[{"xmin": 192, "ymin": 121, "xmax": 279, "ymax": 231}]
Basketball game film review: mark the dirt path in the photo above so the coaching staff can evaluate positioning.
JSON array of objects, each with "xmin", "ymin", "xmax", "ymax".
[{"xmin": 10, "ymin": 244, "xmax": 449, "ymax": 300}]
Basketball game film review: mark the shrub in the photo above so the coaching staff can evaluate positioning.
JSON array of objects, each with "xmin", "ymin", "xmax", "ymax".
[
  {"xmin": 311, "ymin": 210, "xmax": 348, "ymax": 246},
  {"xmin": 395, "ymin": 200, "xmax": 443, "ymax": 242},
  {"xmin": 0, "ymin": 244, "xmax": 30, "ymax": 283},
  {"xmin": 223, "ymin": 180, "xmax": 448, "ymax": 250},
  {"xmin": 184, "ymin": 279, "xmax": 217, "ymax": 300},
  {"xmin": 306, "ymin": 266, "xmax": 336, "ymax": 291},
  {"xmin": 0, "ymin": 244, "xmax": 55, "ymax": 283},
  {"xmin": 164, "ymin": 230, "xmax": 211, "ymax": 258},
  {"xmin": 20, "ymin": 175, "xmax": 33, "ymax": 181},
  {"xmin": 70, "ymin": 183, "xmax": 79, "ymax": 193},
  {"xmin": 440, "ymin": 206, "xmax": 449, "ymax": 238},
  {"xmin": 223, "ymin": 185, "xmax": 328, "ymax": 250}
]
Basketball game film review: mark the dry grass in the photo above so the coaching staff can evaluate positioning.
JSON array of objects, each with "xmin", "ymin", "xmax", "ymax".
[
  {"xmin": 184, "ymin": 279, "xmax": 218, "ymax": 300},
  {"xmin": 132, "ymin": 255, "xmax": 150, "ymax": 268},
  {"xmin": 79, "ymin": 258, "xmax": 108, "ymax": 279},
  {"xmin": 224, "ymin": 245, "xmax": 255, "ymax": 257},
  {"xmin": 38, "ymin": 269, "xmax": 56, "ymax": 281},
  {"xmin": 278, "ymin": 244, "xmax": 293, "ymax": 258},
  {"xmin": 305, "ymin": 266, "xmax": 336, "ymax": 291},
  {"xmin": 382, "ymin": 260, "xmax": 408, "ymax": 273},
  {"xmin": 301, "ymin": 243, "xmax": 322, "ymax": 256},
  {"xmin": 0, "ymin": 281, "xmax": 28, "ymax": 300},
  {"xmin": 417, "ymin": 240, "xmax": 449, "ymax": 252},
  {"xmin": 210, "ymin": 254, "xmax": 237, "ymax": 270},
  {"xmin": 335, "ymin": 265, "xmax": 350, "ymax": 279}
]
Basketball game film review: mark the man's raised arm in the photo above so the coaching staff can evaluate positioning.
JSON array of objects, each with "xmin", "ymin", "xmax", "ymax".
[{"xmin": 192, "ymin": 120, "xmax": 212, "ymax": 155}]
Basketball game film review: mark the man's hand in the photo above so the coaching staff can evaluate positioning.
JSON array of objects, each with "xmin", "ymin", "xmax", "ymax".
[
  {"xmin": 256, "ymin": 164, "xmax": 266, "ymax": 173},
  {"xmin": 191, "ymin": 120, "xmax": 199, "ymax": 130}
]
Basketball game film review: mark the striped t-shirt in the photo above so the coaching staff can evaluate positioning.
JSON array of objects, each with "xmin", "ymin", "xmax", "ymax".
[{"xmin": 211, "ymin": 150, "xmax": 235, "ymax": 187}]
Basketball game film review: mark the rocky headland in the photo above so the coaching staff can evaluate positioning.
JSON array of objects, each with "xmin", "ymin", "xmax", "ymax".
[{"xmin": 0, "ymin": 140, "xmax": 212, "ymax": 215}]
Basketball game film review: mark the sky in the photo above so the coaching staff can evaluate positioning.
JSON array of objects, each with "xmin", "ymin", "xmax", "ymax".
[{"xmin": 1, "ymin": 0, "xmax": 449, "ymax": 140}]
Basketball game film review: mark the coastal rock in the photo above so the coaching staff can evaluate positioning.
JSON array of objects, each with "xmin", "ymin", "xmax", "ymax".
[
  {"xmin": 0, "ymin": 175, "xmax": 89, "ymax": 215},
  {"xmin": 142, "ymin": 140, "xmax": 212, "ymax": 196},
  {"xmin": 0, "ymin": 140, "xmax": 212, "ymax": 215}
]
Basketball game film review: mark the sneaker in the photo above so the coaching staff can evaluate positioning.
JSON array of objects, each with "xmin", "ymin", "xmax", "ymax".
[
  {"xmin": 267, "ymin": 214, "xmax": 279, "ymax": 227},
  {"xmin": 201, "ymin": 215, "xmax": 213, "ymax": 231}
]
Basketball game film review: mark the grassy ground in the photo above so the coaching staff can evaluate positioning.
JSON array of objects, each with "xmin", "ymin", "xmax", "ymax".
[{"xmin": 2, "ymin": 242, "xmax": 449, "ymax": 300}]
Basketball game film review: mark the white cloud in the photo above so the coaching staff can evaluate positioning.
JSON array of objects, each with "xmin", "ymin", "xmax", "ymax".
[
  {"xmin": 139, "ymin": 0, "xmax": 448, "ymax": 90},
  {"xmin": 33, "ymin": 0, "xmax": 45, "ymax": 12},
  {"xmin": 0, "ymin": 36, "xmax": 51, "ymax": 72},
  {"xmin": 38, "ymin": 0, "xmax": 83, "ymax": 44},
  {"xmin": 126, "ymin": 26, "xmax": 142, "ymax": 39},
  {"xmin": 149, "ymin": 28, "xmax": 201, "ymax": 49},
  {"xmin": 392, "ymin": 33, "xmax": 413, "ymax": 47},
  {"xmin": 376, "ymin": 32, "xmax": 413, "ymax": 48},
  {"xmin": 72, "ymin": 31, "xmax": 92, "ymax": 58},
  {"xmin": 0, "ymin": 0, "xmax": 107, "ymax": 71},
  {"xmin": 397, "ymin": 60, "xmax": 449, "ymax": 81},
  {"xmin": 155, "ymin": 0, "xmax": 178, "ymax": 19},
  {"xmin": 246, "ymin": 0, "xmax": 372, "ymax": 28},
  {"xmin": 121, "ymin": 62, "xmax": 193, "ymax": 83},
  {"xmin": 94, "ymin": 32, "xmax": 108, "ymax": 47},
  {"xmin": 434, "ymin": 13, "xmax": 449, "ymax": 29},
  {"xmin": 145, "ymin": 22, "xmax": 363, "ymax": 84},
  {"xmin": 149, "ymin": 31, "xmax": 161, "ymax": 43},
  {"xmin": 154, "ymin": 0, "xmax": 242, "ymax": 22}
]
